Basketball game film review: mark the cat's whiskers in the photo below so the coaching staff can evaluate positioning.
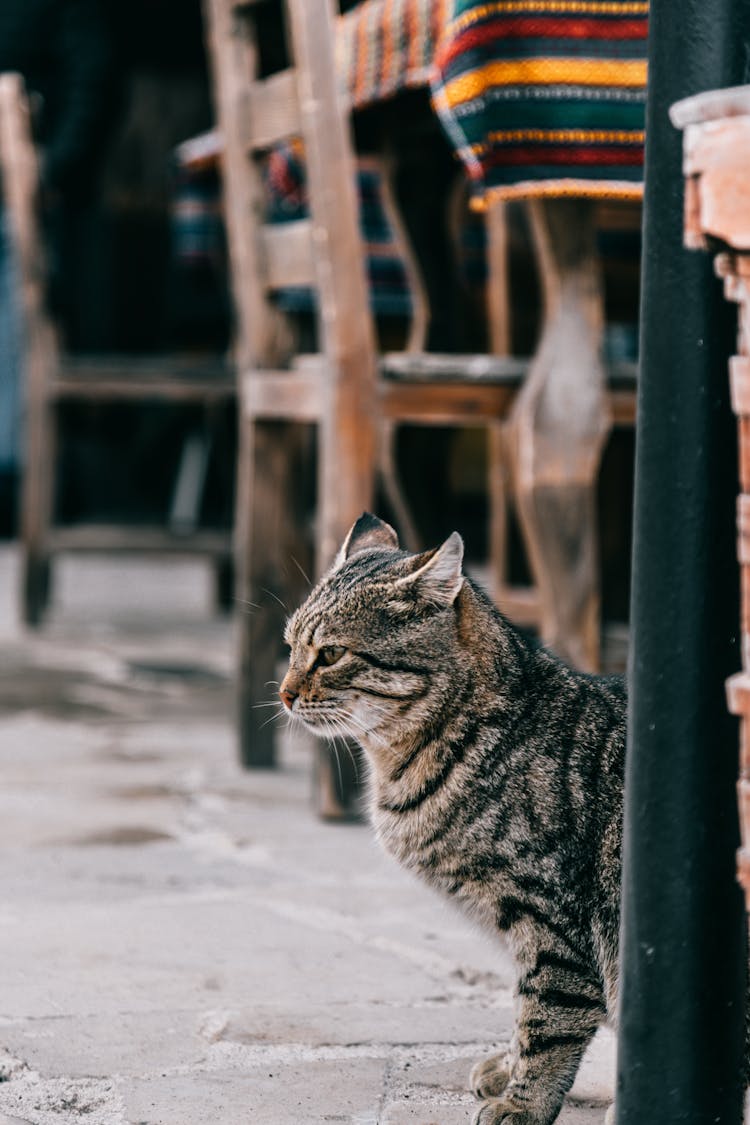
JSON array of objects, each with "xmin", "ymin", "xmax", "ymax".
[
  {"xmin": 318, "ymin": 715, "xmax": 347, "ymax": 796},
  {"xmin": 258, "ymin": 706, "xmax": 287, "ymax": 732},
  {"xmin": 289, "ymin": 554, "xmax": 313, "ymax": 589},
  {"xmin": 326, "ymin": 713, "xmax": 362, "ymax": 783},
  {"xmin": 261, "ymin": 586, "xmax": 289, "ymax": 612},
  {"xmin": 234, "ymin": 597, "xmax": 263, "ymax": 611}
]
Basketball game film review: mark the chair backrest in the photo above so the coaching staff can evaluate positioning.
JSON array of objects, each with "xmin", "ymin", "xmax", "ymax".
[
  {"xmin": 203, "ymin": 0, "xmax": 377, "ymax": 372},
  {"xmin": 203, "ymin": 0, "xmax": 379, "ymax": 566}
]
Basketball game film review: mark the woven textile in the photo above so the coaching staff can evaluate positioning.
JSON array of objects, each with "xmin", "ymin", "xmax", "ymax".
[
  {"xmin": 431, "ymin": 0, "xmax": 648, "ymax": 207},
  {"xmin": 336, "ymin": 0, "xmax": 450, "ymax": 108}
]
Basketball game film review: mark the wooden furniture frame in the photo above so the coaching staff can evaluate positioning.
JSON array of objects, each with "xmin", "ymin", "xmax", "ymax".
[
  {"xmin": 205, "ymin": 0, "xmax": 529, "ymax": 782},
  {"xmin": 205, "ymin": 0, "xmax": 638, "ymax": 794},
  {"xmin": 0, "ymin": 73, "xmax": 236, "ymax": 625}
]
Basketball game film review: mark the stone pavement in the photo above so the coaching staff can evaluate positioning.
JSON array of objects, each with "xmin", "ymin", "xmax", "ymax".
[{"xmin": 0, "ymin": 547, "xmax": 615, "ymax": 1125}]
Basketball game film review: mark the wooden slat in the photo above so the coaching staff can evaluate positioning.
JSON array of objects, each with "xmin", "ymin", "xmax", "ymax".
[
  {"xmin": 381, "ymin": 352, "xmax": 636, "ymax": 388},
  {"xmin": 497, "ymin": 586, "xmax": 542, "ymax": 627},
  {"xmin": 286, "ymin": 0, "xmax": 378, "ymax": 576},
  {"xmin": 242, "ymin": 70, "xmax": 300, "ymax": 151},
  {"xmin": 379, "ymin": 360, "xmax": 635, "ymax": 426},
  {"xmin": 52, "ymin": 355, "xmax": 235, "ymax": 402},
  {"xmin": 240, "ymin": 367, "xmax": 323, "ymax": 421},
  {"xmin": 379, "ymin": 380, "xmax": 518, "ymax": 424},
  {"xmin": 261, "ymin": 219, "xmax": 315, "ymax": 290},
  {"xmin": 59, "ymin": 354, "xmax": 233, "ymax": 379},
  {"xmin": 204, "ymin": 0, "xmax": 287, "ymax": 369},
  {"xmin": 610, "ymin": 389, "xmax": 637, "ymax": 427},
  {"xmin": 54, "ymin": 355, "xmax": 234, "ymax": 402},
  {"xmin": 47, "ymin": 526, "xmax": 231, "ymax": 555},
  {"xmin": 52, "ymin": 380, "xmax": 235, "ymax": 404}
]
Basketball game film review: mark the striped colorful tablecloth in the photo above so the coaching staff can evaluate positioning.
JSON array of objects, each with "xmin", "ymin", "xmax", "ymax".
[
  {"xmin": 336, "ymin": 0, "xmax": 451, "ymax": 108},
  {"xmin": 431, "ymin": 0, "xmax": 648, "ymax": 207}
]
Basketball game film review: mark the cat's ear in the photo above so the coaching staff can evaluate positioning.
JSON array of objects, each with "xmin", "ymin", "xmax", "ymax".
[
  {"xmin": 395, "ymin": 531, "xmax": 464, "ymax": 606},
  {"xmin": 334, "ymin": 512, "xmax": 400, "ymax": 568}
]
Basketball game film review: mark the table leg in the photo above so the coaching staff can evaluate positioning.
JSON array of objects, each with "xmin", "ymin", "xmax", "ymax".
[{"xmin": 507, "ymin": 198, "xmax": 611, "ymax": 672}]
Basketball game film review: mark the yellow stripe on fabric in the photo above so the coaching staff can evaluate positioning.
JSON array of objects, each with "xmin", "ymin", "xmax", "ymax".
[
  {"xmin": 449, "ymin": 0, "xmax": 649, "ymax": 35},
  {"xmin": 481, "ymin": 127, "xmax": 645, "ymax": 146},
  {"xmin": 437, "ymin": 58, "xmax": 648, "ymax": 109},
  {"xmin": 469, "ymin": 178, "xmax": 644, "ymax": 209}
]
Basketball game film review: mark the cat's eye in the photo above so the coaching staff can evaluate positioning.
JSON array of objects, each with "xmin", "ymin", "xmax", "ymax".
[{"xmin": 316, "ymin": 645, "xmax": 347, "ymax": 668}]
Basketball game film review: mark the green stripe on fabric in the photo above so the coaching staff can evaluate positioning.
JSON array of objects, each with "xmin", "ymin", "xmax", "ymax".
[{"xmin": 449, "ymin": 98, "xmax": 645, "ymax": 144}]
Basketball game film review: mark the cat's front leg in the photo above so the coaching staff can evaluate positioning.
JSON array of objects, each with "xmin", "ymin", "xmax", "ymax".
[{"xmin": 471, "ymin": 962, "xmax": 606, "ymax": 1125}]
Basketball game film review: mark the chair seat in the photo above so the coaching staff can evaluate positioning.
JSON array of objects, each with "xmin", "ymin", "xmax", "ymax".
[
  {"xmin": 54, "ymin": 355, "xmax": 235, "ymax": 403},
  {"xmin": 381, "ymin": 351, "xmax": 638, "ymax": 386},
  {"xmin": 239, "ymin": 353, "xmax": 637, "ymax": 426},
  {"xmin": 45, "ymin": 524, "xmax": 231, "ymax": 555},
  {"xmin": 380, "ymin": 351, "xmax": 528, "ymax": 382}
]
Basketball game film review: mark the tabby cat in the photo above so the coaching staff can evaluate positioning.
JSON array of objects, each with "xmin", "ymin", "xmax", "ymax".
[{"xmin": 280, "ymin": 513, "xmax": 626, "ymax": 1125}]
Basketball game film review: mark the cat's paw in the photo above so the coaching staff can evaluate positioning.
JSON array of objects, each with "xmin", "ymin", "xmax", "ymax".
[
  {"xmin": 470, "ymin": 1052, "xmax": 513, "ymax": 1098},
  {"xmin": 470, "ymin": 1082, "xmax": 557, "ymax": 1125},
  {"xmin": 471, "ymin": 1099, "xmax": 539, "ymax": 1125},
  {"xmin": 604, "ymin": 1105, "xmax": 614, "ymax": 1125}
]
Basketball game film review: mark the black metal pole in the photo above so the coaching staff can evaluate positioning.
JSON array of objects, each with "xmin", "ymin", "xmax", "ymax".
[{"xmin": 616, "ymin": 2, "xmax": 749, "ymax": 1122}]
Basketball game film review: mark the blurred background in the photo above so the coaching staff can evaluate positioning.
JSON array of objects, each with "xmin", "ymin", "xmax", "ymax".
[
  {"xmin": 0, "ymin": 0, "xmax": 640, "ymax": 638},
  {"xmin": 0, "ymin": 1, "xmax": 654, "ymax": 1120}
]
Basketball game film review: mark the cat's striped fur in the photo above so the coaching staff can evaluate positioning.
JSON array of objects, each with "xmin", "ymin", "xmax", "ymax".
[{"xmin": 281, "ymin": 513, "xmax": 626, "ymax": 1125}]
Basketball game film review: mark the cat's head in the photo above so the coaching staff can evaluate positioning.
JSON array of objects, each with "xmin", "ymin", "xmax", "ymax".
[{"xmin": 279, "ymin": 513, "xmax": 468, "ymax": 757}]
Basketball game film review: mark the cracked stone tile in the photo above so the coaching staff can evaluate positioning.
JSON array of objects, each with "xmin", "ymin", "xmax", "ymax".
[{"xmin": 121, "ymin": 1059, "xmax": 388, "ymax": 1125}]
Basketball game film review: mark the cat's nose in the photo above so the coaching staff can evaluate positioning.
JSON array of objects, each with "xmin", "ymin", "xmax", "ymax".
[{"xmin": 279, "ymin": 688, "xmax": 297, "ymax": 711}]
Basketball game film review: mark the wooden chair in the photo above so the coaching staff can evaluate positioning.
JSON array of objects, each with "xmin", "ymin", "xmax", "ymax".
[
  {"xmin": 0, "ymin": 73, "xmax": 235, "ymax": 626},
  {"xmin": 204, "ymin": 0, "xmax": 637, "ymax": 797}
]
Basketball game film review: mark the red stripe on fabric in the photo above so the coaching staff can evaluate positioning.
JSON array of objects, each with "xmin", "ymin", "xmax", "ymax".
[
  {"xmin": 435, "ymin": 17, "xmax": 648, "ymax": 70},
  {"xmin": 479, "ymin": 143, "xmax": 644, "ymax": 169}
]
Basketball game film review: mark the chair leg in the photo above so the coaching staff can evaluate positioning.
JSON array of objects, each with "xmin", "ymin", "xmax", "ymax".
[
  {"xmin": 214, "ymin": 554, "xmax": 234, "ymax": 613},
  {"xmin": 20, "ymin": 389, "xmax": 55, "ymax": 629},
  {"xmin": 507, "ymin": 199, "xmax": 611, "ymax": 672},
  {"xmin": 311, "ymin": 360, "xmax": 376, "ymax": 814},
  {"xmin": 236, "ymin": 417, "xmax": 310, "ymax": 768},
  {"xmin": 487, "ymin": 421, "xmax": 509, "ymax": 604},
  {"xmin": 378, "ymin": 421, "xmax": 421, "ymax": 552},
  {"xmin": 314, "ymin": 739, "xmax": 364, "ymax": 821},
  {"xmin": 22, "ymin": 551, "xmax": 51, "ymax": 627}
]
